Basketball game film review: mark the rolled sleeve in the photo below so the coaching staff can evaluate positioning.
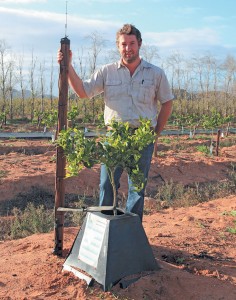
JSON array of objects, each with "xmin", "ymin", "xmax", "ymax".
[
  {"xmin": 156, "ymin": 70, "xmax": 174, "ymax": 104},
  {"xmin": 83, "ymin": 69, "xmax": 104, "ymax": 99}
]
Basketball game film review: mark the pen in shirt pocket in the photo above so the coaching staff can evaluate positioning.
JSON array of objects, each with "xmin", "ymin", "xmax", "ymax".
[{"xmin": 142, "ymin": 79, "xmax": 144, "ymax": 84}]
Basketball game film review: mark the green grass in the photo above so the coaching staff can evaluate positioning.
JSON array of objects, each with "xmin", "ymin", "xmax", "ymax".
[
  {"xmin": 157, "ymin": 151, "xmax": 166, "ymax": 157},
  {"xmin": 222, "ymin": 210, "xmax": 236, "ymax": 217},
  {"xmin": 222, "ymin": 209, "xmax": 236, "ymax": 235},
  {"xmin": 0, "ymin": 170, "xmax": 9, "ymax": 179},
  {"xmin": 150, "ymin": 164, "xmax": 236, "ymax": 209},
  {"xmin": 195, "ymin": 135, "xmax": 212, "ymax": 140},
  {"xmin": 10, "ymin": 203, "xmax": 54, "ymax": 239},
  {"xmin": 220, "ymin": 137, "xmax": 236, "ymax": 147},
  {"xmin": 159, "ymin": 137, "xmax": 172, "ymax": 144},
  {"xmin": 196, "ymin": 144, "xmax": 210, "ymax": 155},
  {"xmin": 226, "ymin": 223, "xmax": 236, "ymax": 234},
  {"xmin": 230, "ymin": 210, "xmax": 236, "ymax": 217},
  {"xmin": 0, "ymin": 185, "xmax": 98, "ymax": 240}
]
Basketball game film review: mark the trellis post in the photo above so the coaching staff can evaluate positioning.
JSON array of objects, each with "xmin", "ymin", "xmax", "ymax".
[{"xmin": 53, "ymin": 36, "xmax": 70, "ymax": 256}]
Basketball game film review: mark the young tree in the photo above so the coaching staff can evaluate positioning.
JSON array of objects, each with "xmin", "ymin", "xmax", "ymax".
[{"xmin": 56, "ymin": 118, "xmax": 155, "ymax": 213}]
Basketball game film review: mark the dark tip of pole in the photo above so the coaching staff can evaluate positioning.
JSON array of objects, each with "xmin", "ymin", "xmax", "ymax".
[
  {"xmin": 52, "ymin": 248, "xmax": 63, "ymax": 257},
  {"xmin": 61, "ymin": 36, "xmax": 70, "ymax": 44}
]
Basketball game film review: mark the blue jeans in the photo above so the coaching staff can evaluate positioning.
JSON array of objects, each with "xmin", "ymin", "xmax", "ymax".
[{"xmin": 99, "ymin": 142, "xmax": 154, "ymax": 221}]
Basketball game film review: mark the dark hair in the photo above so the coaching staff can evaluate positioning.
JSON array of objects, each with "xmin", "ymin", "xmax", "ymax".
[{"xmin": 116, "ymin": 24, "xmax": 142, "ymax": 45}]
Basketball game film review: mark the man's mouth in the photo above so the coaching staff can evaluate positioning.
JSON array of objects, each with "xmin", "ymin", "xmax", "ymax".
[{"xmin": 125, "ymin": 53, "xmax": 132, "ymax": 58}]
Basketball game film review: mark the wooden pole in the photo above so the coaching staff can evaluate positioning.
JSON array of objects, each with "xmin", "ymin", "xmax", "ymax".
[
  {"xmin": 53, "ymin": 36, "xmax": 70, "ymax": 256},
  {"xmin": 216, "ymin": 129, "xmax": 221, "ymax": 157}
]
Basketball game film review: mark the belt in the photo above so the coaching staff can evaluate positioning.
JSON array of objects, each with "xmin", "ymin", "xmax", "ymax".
[{"xmin": 106, "ymin": 126, "xmax": 154, "ymax": 133}]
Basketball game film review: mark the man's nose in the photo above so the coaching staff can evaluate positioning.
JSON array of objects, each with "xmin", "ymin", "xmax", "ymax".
[{"xmin": 125, "ymin": 44, "xmax": 131, "ymax": 51}]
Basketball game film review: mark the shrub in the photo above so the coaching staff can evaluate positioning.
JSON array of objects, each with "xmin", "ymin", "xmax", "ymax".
[{"xmin": 10, "ymin": 203, "xmax": 54, "ymax": 239}]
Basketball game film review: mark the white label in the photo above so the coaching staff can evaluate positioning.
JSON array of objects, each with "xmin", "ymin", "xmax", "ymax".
[{"xmin": 78, "ymin": 213, "xmax": 107, "ymax": 268}]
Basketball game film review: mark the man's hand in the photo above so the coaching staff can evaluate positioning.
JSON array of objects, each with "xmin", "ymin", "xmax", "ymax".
[
  {"xmin": 57, "ymin": 49, "xmax": 72, "ymax": 64},
  {"xmin": 56, "ymin": 49, "xmax": 88, "ymax": 99}
]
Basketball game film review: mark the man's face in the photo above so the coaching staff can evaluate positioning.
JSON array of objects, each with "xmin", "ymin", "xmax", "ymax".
[{"xmin": 117, "ymin": 34, "xmax": 141, "ymax": 64}]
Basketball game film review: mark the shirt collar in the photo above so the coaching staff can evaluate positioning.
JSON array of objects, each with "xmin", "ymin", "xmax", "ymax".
[
  {"xmin": 117, "ymin": 58, "xmax": 149, "ymax": 70},
  {"xmin": 117, "ymin": 59, "xmax": 124, "ymax": 69}
]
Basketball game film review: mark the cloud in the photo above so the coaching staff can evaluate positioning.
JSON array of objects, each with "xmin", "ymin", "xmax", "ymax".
[
  {"xmin": 1, "ymin": 4, "xmax": 234, "ymax": 63},
  {"xmin": 0, "ymin": 0, "xmax": 46, "ymax": 3},
  {"xmin": 203, "ymin": 15, "xmax": 225, "ymax": 23},
  {"xmin": 176, "ymin": 6, "xmax": 201, "ymax": 15},
  {"xmin": 78, "ymin": 0, "xmax": 131, "ymax": 3},
  {"xmin": 0, "ymin": 6, "xmax": 119, "ymax": 30},
  {"xmin": 0, "ymin": 6, "xmax": 119, "ymax": 57},
  {"xmin": 0, "ymin": 6, "xmax": 62, "ymax": 22},
  {"xmin": 143, "ymin": 27, "xmax": 228, "ymax": 58},
  {"xmin": 145, "ymin": 27, "xmax": 220, "ymax": 48}
]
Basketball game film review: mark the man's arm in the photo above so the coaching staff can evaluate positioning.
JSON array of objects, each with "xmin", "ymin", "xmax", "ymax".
[
  {"xmin": 155, "ymin": 100, "xmax": 172, "ymax": 136},
  {"xmin": 57, "ymin": 50, "xmax": 88, "ymax": 99},
  {"xmin": 68, "ymin": 64, "xmax": 88, "ymax": 98},
  {"xmin": 153, "ymin": 100, "xmax": 173, "ymax": 156}
]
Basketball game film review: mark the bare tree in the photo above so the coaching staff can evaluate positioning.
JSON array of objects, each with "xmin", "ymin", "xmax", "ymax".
[
  {"xmin": 70, "ymin": 47, "xmax": 88, "ymax": 110},
  {"xmin": 85, "ymin": 31, "xmax": 106, "ymax": 76},
  {"xmin": 29, "ymin": 50, "xmax": 37, "ymax": 121},
  {"xmin": 0, "ymin": 39, "xmax": 11, "ymax": 115},
  {"xmin": 191, "ymin": 55, "xmax": 205, "ymax": 95},
  {"xmin": 8, "ymin": 60, "xmax": 15, "ymax": 120},
  {"xmin": 18, "ymin": 55, "xmax": 26, "ymax": 118},
  {"xmin": 211, "ymin": 57, "xmax": 221, "ymax": 105},
  {"xmin": 232, "ymin": 80, "xmax": 236, "ymax": 116},
  {"xmin": 75, "ymin": 46, "xmax": 88, "ymax": 80},
  {"xmin": 221, "ymin": 54, "xmax": 236, "ymax": 116},
  {"xmin": 140, "ymin": 44, "xmax": 159, "ymax": 64},
  {"xmin": 105, "ymin": 47, "xmax": 120, "ymax": 63},
  {"xmin": 39, "ymin": 60, "xmax": 46, "ymax": 113},
  {"xmin": 49, "ymin": 56, "xmax": 55, "ymax": 109},
  {"xmin": 166, "ymin": 52, "xmax": 185, "ymax": 114},
  {"xmin": 85, "ymin": 31, "xmax": 106, "ymax": 122},
  {"xmin": 196, "ymin": 54, "xmax": 218, "ymax": 113}
]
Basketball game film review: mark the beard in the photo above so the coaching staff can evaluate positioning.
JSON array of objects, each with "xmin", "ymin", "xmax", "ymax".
[{"xmin": 122, "ymin": 51, "xmax": 139, "ymax": 64}]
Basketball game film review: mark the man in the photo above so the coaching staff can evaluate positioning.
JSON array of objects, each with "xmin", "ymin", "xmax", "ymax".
[{"xmin": 58, "ymin": 24, "xmax": 174, "ymax": 221}]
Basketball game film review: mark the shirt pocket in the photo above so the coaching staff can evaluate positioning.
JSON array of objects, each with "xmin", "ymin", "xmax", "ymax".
[
  {"xmin": 105, "ymin": 80, "xmax": 124, "ymax": 101},
  {"xmin": 138, "ymin": 79, "xmax": 155, "ymax": 104}
]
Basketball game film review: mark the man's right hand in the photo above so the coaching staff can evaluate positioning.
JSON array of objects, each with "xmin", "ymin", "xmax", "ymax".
[
  {"xmin": 57, "ymin": 49, "xmax": 88, "ymax": 99},
  {"xmin": 57, "ymin": 49, "xmax": 72, "ymax": 64}
]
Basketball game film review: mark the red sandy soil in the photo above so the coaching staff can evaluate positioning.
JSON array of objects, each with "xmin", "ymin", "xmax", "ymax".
[{"xmin": 0, "ymin": 136, "xmax": 236, "ymax": 300}]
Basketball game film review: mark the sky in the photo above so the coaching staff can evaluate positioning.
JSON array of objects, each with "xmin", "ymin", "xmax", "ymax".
[{"xmin": 0, "ymin": 0, "xmax": 236, "ymax": 92}]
